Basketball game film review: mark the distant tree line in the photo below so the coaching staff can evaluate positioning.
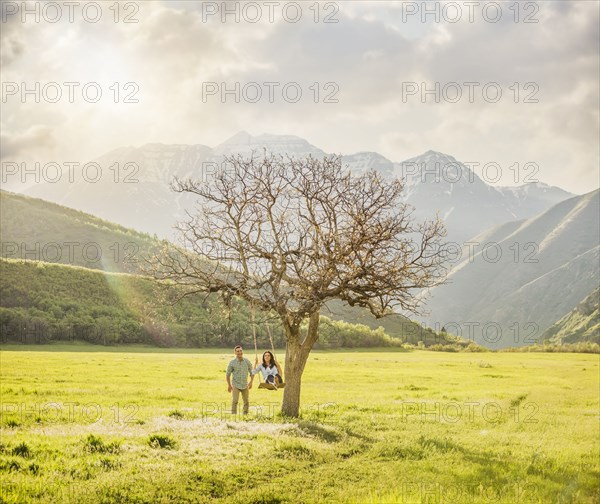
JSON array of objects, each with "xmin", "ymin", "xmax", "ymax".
[{"xmin": 0, "ymin": 259, "xmax": 451, "ymax": 349}]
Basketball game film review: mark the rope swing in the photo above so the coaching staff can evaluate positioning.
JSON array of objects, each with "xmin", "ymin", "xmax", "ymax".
[
  {"xmin": 250, "ymin": 301, "xmax": 263, "ymax": 384},
  {"xmin": 250, "ymin": 301, "xmax": 285, "ymax": 390}
]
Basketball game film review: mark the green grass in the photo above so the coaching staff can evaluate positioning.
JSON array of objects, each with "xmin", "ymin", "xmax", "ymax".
[{"xmin": 1, "ymin": 345, "xmax": 598, "ymax": 503}]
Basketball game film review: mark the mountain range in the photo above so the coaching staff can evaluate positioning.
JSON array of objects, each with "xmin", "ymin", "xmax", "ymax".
[
  {"xmin": 417, "ymin": 189, "xmax": 599, "ymax": 348},
  {"xmin": 4, "ymin": 131, "xmax": 598, "ymax": 348},
  {"xmin": 20, "ymin": 132, "xmax": 573, "ymax": 245}
]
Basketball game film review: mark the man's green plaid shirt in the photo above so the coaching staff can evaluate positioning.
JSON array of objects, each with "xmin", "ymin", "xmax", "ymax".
[{"xmin": 226, "ymin": 358, "xmax": 253, "ymax": 389}]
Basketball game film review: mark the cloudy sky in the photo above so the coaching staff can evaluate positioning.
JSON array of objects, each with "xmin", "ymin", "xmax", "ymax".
[{"xmin": 1, "ymin": 0, "xmax": 599, "ymax": 194}]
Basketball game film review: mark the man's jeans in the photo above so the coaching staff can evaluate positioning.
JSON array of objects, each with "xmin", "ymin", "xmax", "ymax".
[{"xmin": 231, "ymin": 386, "xmax": 249, "ymax": 414}]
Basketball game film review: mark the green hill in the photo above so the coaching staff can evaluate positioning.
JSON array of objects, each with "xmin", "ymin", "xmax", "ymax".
[
  {"xmin": 541, "ymin": 288, "xmax": 600, "ymax": 344},
  {"xmin": 1, "ymin": 258, "xmax": 455, "ymax": 348},
  {"xmin": 0, "ymin": 190, "xmax": 161, "ymax": 274},
  {"xmin": 323, "ymin": 299, "xmax": 443, "ymax": 346},
  {"xmin": 0, "ymin": 190, "xmax": 454, "ymax": 347},
  {"xmin": 0, "ymin": 258, "xmax": 226, "ymax": 347}
]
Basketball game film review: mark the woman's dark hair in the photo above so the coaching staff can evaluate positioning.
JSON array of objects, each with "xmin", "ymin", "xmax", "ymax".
[{"xmin": 262, "ymin": 351, "xmax": 276, "ymax": 369}]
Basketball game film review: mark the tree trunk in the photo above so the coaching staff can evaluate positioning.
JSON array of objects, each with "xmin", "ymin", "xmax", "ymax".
[
  {"xmin": 281, "ymin": 355, "xmax": 303, "ymax": 417},
  {"xmin": 281, "ymin": 311, "xmax": 320, "ymax": 417}
]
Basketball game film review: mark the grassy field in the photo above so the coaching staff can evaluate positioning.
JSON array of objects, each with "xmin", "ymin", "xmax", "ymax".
[{"xmin": 0, "ymin": 344, "xmax": 598, "ymax": 503}]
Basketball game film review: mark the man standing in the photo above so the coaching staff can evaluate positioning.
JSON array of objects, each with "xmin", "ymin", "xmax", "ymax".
[{"xmin": 226, "ymin": 345, "xmax": 254, "ymax": 415}]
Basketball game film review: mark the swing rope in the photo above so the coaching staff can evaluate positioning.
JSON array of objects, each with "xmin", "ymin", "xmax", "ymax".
[
  {"xmin": 266, "ymin": 323, "xmax": 276, "ymax": 359},
  {"xmin": 250, "ymin": 302, "xmax": 263, "ymax": 384}
]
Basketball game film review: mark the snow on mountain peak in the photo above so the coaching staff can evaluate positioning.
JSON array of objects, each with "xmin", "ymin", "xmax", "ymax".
[
  {"xmin": 399, "ymin": 150, "xmax": 481, "ymax": 188},
  {"xmin": 219, "ymin": 130, "xmax": 252, "ymax": 145},
  {"xmin": 214, "ymin": 131, "xmax": 325, "ymax": 157},
  {"xmin": 21, "ymin": 132, "xmax": 576, "ymax": 247}
]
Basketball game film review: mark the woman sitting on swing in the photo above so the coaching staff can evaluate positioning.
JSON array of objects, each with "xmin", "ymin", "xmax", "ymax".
[{"xmin": 252, "ymin": 351, "xmax": 283, "ymax": 390}]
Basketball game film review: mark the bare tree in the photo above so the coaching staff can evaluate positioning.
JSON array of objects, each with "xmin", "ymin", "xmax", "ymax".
[{"xmin": 149, "ymin": 153, "xmax": 446, "ymax": 417}]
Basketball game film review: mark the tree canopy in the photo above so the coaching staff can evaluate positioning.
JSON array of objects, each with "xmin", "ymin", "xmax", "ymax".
[{"xmin": 150, "ymin": 153, "xmax": 447, "ymax": 416}]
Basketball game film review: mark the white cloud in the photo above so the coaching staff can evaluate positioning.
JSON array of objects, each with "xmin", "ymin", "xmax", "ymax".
[{"xmin": 1, "ymin": 0, "xmax": 598, "ymax": 193}]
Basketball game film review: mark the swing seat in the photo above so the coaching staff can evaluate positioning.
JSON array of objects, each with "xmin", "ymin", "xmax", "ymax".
[{"xmin": 258, "ymin": 382, "xmax": 285, "ymax": 390}]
